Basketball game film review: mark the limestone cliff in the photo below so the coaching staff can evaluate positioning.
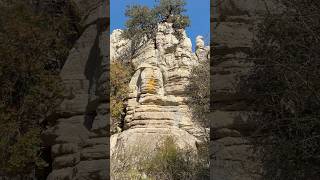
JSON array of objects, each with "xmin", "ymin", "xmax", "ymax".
[
  {"xmin": 210, "ymin": 0, "xmax": 280, "ymax": 179},
  {"xmin": 42, "ymin": 0, "xmax": 110, "ymax": 179},
  {"xmin": 110, "ymin": 22, "xmax": 209, "ymax": 156}
]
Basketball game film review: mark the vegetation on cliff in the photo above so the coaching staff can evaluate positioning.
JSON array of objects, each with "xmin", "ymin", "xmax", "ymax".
[
  {"xmin": 111, "ymin": 0, "xmax": 210, "ymax": 179},
  {"xmin": 110, "ymin": 61, "xmax": 134, "ymax": 134},
  {"xmin": 242, "ymin": 0, "xmax": 320, "ymax": 179},
  {"xmin": 0, "ymin": 0, "xmax": 80, "ymax": 176},
  {"xmin": 111, "ymin": 136, "xmax": 209, "ymax": 180},
  {"xmin": 122, "ymin": 0, "xmax": 190, "ymax": 55},
  {"xmin": 110, "ymin": 0, "xmax": 191, "ymax": 134},
  {"xmin": 187, "ymin": 59, "xmax": 210, "ymax": 129}
]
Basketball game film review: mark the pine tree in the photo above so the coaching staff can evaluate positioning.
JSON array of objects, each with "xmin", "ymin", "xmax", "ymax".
[{"xmin": 122, "ymin": 0, "xmax": 190, "ymax": 55}]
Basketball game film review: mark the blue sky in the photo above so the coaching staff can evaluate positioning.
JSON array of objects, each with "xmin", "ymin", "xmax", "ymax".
[{"xmin": 110, "ymin": 0, "xmax": 210, "ymax": 51}]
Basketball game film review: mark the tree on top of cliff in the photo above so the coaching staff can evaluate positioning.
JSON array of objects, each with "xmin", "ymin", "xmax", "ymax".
[
  {"xmin": 122, "ymin": 0, "xmax": 190, "ymax": 56},
  {"xmin": 122, "ymin": 4, "xmax": 158, "ymax": 56},
  {"xmin": 155, "ymin": 0, "xmax": 190, "ymax": 29}
]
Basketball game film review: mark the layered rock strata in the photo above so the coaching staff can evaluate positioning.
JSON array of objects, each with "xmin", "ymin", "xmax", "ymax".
[
  {"xmin": 42, "ymin": 0, "xmax": 110, "ymax": 179},
  {"xmin": 210, "ymin": 0, "xmax": 280, "ymax": 179},
  {"xmin": 111, "ymin": 23, "xmax": 209, "ymax": 156}
]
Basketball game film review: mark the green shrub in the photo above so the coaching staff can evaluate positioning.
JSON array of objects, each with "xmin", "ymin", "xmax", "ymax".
[
  {"xmin": 145, "ymin": 137, "xmax": 209, "ymax": 180},
  {"xmin": 0, "ymin": 0, "xmax": 80, "ymax": 175},
  {"xmin": 240, "ymin": 0, "xmax": 320, "ymax": 179},
  {"xmin": 111, "ymin": 136, "xmax": 209, "ymax": 180},
  {"xmin": 122, "ymin": 0, "xmax": 190, "ymax": 55},
  {"xmin": 187, "ymin": 59, "xmax": 210, "ymax": 129}
]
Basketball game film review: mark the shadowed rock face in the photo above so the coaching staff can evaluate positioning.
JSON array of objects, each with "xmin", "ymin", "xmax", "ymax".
[
  {"xmin": 110, "ymin": 23, "xmax": 209, "ymax": 157},
  {"xmin": 42, "ymin": 1, "xmax": 110, "ymax": 179},
  {"xmin": 210, "ymin": 0, "xmax": 280, "ymax": 179}
]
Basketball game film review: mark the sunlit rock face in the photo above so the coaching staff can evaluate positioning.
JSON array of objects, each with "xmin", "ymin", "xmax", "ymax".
[
  {"xmin": 196, "ymin": 35, "xmax": 210, "ymax": 61},
  {"xmin": 110, "ymin": 22, "xmax": 210, "ymax": 156},
  {"xmin": 110, "ymin": 29, "xmax": 130, "ymax": 62}
]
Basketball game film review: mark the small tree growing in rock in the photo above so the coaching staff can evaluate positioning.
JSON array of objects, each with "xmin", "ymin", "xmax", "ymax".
[
  {"xmin": 111, "ymin": 0, "xmax": 191, "ymax": 133},
  {"xmin": 122, "ymin": 0, "xmax": 190, "ymax": 56}
]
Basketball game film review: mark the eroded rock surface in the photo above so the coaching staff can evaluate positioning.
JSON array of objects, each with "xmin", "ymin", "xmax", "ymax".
[
  {"xmin": 42, "ymin": 1, "xmax": 110, "ymax": 179},
  {"xmin": 210, "ymin": 0, "xmax": 281, "ymax": 179},
  {"xmin": 111, "ymin": 23, "xmax": 209, "ymax": 157}
]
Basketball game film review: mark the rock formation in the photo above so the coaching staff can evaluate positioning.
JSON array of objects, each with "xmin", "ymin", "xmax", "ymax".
[
  {"xmin": 196, "ymin": 35, "xmax": 210, "ymax": 61},
  {"xmin": 210, "ymin": 0, "xmax": 280, "ymax": 179},
  {"xmin": 111, "ymin": 22, "xmax": 209, "ymax": 157},
  {"xmin": 42, "ymin": 0, "xmax": 110, "ymax": 179}
]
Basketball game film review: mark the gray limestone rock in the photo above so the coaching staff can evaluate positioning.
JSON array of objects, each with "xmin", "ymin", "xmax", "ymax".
[
  {"xmin": 44, "ymin": 0, "xmax": 110, "ymax": 179},
  {"xmin": 210, "ymin": 0, "xmax": 280, "ymax": 179},
  {"xmin": 110, "ymin": 22, "xmax": 210, "ymax": 163}
]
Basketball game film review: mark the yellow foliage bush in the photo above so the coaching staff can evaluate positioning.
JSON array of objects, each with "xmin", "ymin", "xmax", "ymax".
[{"xmin": 110, "ymin": 61, "xmax": 134, "ymax": 134}]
